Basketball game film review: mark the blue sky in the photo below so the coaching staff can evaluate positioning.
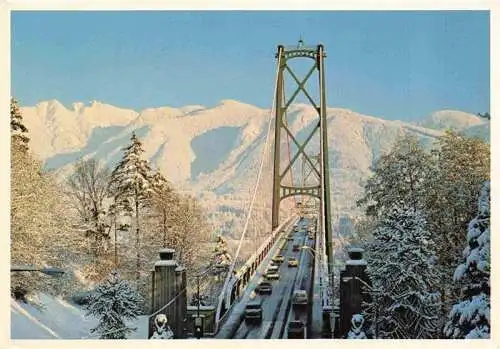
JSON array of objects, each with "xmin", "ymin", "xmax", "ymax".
[{"xmin": 11, "ymin": 11, "xmax": 489, "ymax": 121}]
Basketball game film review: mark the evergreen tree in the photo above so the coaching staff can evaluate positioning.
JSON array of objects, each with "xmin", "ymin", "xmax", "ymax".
[
  {"xmin": 477, "ymin": 112, "xmax": 490, "ymax": 120},
  {"xmin": 364, "ymin": 204, "xmax": 440, "ymax": 338},
  {"xmin": 84, "ymin": 271, "xmax": 143, "ymax": 339},
  {"xmin": 356, "ymin": 131, "xmax": 489, "ymax": 330},
  {"xmin": 11, "ymin": 97, "xmax": 84, "ymax": 299},
  {"xmin": 150, "ymin": 168, "xmax": 170, "ymax": 192},
  {"xmin": 11, "ymin": 97, "xmax": 29, "ymax": 149},
  {"xmin": 444, "ymin": 181, "xmax": 490, "ymax": 339},
  {"xmin": 108, "ymin": 133, "xmax": 153, "ymax": 285}
]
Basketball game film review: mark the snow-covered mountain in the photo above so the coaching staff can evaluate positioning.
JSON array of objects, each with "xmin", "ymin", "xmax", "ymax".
[
  {"xmin": 419, "ymin": 109, "xmax": 486, "ymax": 131},
  {"xmin": 417, "ymin": 109, "xmax": 490, "ymax": 142},
  {"xmin": 20, "ymin": 100, "xmax": 489, "ymax": 222}
]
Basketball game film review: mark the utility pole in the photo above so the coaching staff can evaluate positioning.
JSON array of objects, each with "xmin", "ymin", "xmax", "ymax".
[
  {"xmin": 197, "ymin": 274, "xmax": 201, "ymax": 318},
  {"xmin": 194, "ymin": 266, "xmax": 213, "ymax": 339}
]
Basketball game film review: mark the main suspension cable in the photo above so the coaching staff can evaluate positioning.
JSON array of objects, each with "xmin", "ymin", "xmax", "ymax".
[{"xmin": 215, "ymin": 54, "xmax": 282, "ymax": 326}]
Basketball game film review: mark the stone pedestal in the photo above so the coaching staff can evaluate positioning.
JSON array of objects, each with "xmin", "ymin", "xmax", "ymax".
[
  {"xmin": 149, "ymin": 248, "xmax": 187, "ymax": 339},
  {"xmin": 339, "ymin": 247, "xmax": 369, "ymax": 338}
]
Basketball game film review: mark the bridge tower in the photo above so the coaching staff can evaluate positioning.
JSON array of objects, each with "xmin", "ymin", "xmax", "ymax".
[{"xmin": 271, "ymin": 43, "xmax": 333, "ymax": 272}]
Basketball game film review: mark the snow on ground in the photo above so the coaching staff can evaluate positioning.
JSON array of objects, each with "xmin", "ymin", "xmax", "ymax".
[{"xmin": 11, "ymin": 293, "xmax": 148, "ymax": 339}]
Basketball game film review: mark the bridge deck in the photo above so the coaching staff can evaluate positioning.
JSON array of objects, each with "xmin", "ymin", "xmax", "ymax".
[
  {"xmin": 216, "ymin": 218, "xmax": 322, "ymax": 339},
  {"xmin": 215, "ymin": 222, "xmax": 289, "ymax": 338}
]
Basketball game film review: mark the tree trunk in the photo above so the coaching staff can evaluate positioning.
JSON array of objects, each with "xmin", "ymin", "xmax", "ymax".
[
  {"xmin": 135, "ymin": 187, "xmax": 140, "ymax": 288},
  {"xmin": 439, "ymin": 286, "xmax": 446, "ymax": 338},
  {"xmin": 93, "ymin": 227, "xmax": 102, "ymax": 265},
  {"xmin": 162, "ymin": 207, "xmax": 167, "ymax": 248},
  {"xmin": 92, "ymin": 204, "xmax": 101, "ymax": 259},
  {"xmin": 114, "ymin": 215, "xmax": 118, "ymax": 267}
]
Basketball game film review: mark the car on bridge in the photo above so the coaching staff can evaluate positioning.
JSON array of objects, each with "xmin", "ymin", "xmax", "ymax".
[
  {"xmin": 272, "ymin": 255, "xmax": 285, "ymax": 264},
  {"xmin": 265, "ymin": 265, "xmax": 280, "ymax": 280},
  {"xmin": 292, "ymin": 290, "xmax": 308, "ymax": 306},
  {"xmin": 244, "ymin": 301, "xmax": 263, "ymax": 323},
  {"xmin": 287, "ymin": 320, "xmax": 306, "ymax": 339},
  {"xmin": 292, "ymin": 244, "xmax": 301, "ymax": 252},
  {"xmin": 287, "ymin": 257, "xmax": 299, "ymax": 267},
  {"xmin": 265, "ymin": 271, "xmax": 280, "ymax": 280},
  {"xmin": 266, "ymin": 265, "xmax": 279, "ymax": 273},
  {"xmin": 255, "ymin": 281, "xmax": 273, "ymax": 294}
]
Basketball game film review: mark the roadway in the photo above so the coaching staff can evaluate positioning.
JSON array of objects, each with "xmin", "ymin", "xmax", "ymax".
[{"xmin": 218, "ymin": 218, "xmax": 315, "ymax": 339}]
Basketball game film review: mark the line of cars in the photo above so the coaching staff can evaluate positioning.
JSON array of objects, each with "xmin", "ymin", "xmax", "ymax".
[{"xmin": 243, "ymin": 223, "xmax": 311, "ymax": 338}]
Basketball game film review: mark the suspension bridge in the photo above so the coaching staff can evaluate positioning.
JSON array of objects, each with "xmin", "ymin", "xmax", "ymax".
[{"xmin": 148, "ymin": 41, "xmax": 363, "ymax": 339}]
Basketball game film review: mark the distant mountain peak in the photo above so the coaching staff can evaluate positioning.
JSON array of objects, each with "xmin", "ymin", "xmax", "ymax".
[
  {"xmin": 180, "ymin": 105, "xmax": 206, "ymax": 114},
  {"xmin": 219, "ymin": 99, "xmax": 245, "ymax": 105},
  {"xmin": 419, "ymin": 109, "xmax": 485, "ymax": 131},
  {"xmin": 72, "ymin": 102, "xmax": 85, "ymax": 112},
  {"xmin": 216, "ymin": 99, "xmax": 263, "ymax": 111},
  {"xmin": 36, "ymin": 99, "xmax": 65, "ymax": 109}
]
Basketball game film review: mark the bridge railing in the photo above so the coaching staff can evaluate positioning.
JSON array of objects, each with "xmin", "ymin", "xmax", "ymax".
[
  {"xmin": 236, "ymin": 215, "xmax": 294, "ymax": 277},
  {"xmin": 317, "ymin": 216, "xmax": 334, "ymax": 337}
]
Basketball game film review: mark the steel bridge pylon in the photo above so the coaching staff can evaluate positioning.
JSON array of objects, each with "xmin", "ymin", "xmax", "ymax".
[{"xmin": 271, "ymin": 43, "xmax": 334, "ymax": 273}]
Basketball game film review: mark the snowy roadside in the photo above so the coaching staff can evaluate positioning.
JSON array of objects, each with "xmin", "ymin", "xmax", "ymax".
[{"xmin": 11, "ymin": 293, "xmax": 149, "ymax": 340}]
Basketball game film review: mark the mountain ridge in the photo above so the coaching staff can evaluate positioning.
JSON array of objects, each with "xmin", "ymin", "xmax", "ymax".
[{"xmin": 19, "ymin": 99, "xmax": 489, "ymax": 227}]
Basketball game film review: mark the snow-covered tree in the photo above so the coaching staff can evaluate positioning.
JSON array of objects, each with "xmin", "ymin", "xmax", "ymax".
[
  {"xmin": 350, "ymin": 215, "xmax": 378, "ymax": 247},
  {"xmin": 477, "ymin": 112, "xmax": 490, "ymax": 120},
  {"xmin": 148, "ymin": 169, "xmax": 176, "ymax": 248},
  {"xmin": 108, "ymin": 132, "xmax": 154, "ymax": 285},
  {"xmin": 11, "ymin": 98, "xmax": 84, "ymax": 299},
  {"xmin": 174, "ymin": 195, "xmax": 212, "ymax": 270},
  {"xmin": 107, "ymin": 202, "xmax": 131, "ymax": 267},
  {"xmin": 347, "ymin": 314, "xmax": 367, "ymax": 339},
  {"xmin": 66, "ymin": 159, "xmax": 111, "ymax": 262},
  {"xmin": 213, "ymin": 235, "xmax": 232, "ymax": 268},
  {"xmin": 357, "ymin": 134, "xmax": 436, "ymax": 218},
  {"xmin": 444, "ymin": 181, "xmax": 490, "ymax": 339},
  {"xmin": 356, "ymin": 131, "xmax": 490, "ymax": 329},
  {"xmin": 84, "ymin": 270, "xmax": 144, "ymax": 339},
  {"xmin": 426, "ymin": 131, "xmax": 490, "ymax": 318},
  {"xmin": 364, "ymin": 204, "xmax": 441, "ymax": 339},
  {"xmin": 11, "ymin": 97, "xmax": 29, "ymax": 149},
  {"xmin": 148, "ymin": 189, "xmax": 211, "ymax": 271}
]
